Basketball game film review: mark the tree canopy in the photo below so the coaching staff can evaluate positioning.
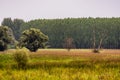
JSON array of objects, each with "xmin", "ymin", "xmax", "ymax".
[
  {"xmin": 1, "ymin": 17, "xmax": 120, "ymax": 49},
  {"xmin": 0, "ymin": 26, "xmax": 12, "ymax": 51},
  {"xmin": 20, "ymin": 18, "xmax": 120, "ymax": 49},
  {"xmin": 19, "ymin": 28, "xmax": 48, "ymax": 52},
  {"xmin": 1, "ymin": 18, "xmax": 24, "ymax": 40}
]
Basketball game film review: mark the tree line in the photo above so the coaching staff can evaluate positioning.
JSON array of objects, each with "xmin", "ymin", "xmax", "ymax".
[
  {"xmin": 1, "ymin": 17, "xmax": 120, "ymax": 49},
  {"xmin": 0, "ymin": 26, "xmax": 48, "ymax": 52}
]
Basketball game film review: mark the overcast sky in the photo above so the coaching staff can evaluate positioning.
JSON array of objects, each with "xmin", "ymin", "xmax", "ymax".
[{"xmin": 0, "ymin": 0, "xmax": 120, "ymax": 23}]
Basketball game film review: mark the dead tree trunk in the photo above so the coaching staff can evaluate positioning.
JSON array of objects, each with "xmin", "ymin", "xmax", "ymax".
[{"xmin": 92, "ymin": 27, "xmax": 107, "ymax": 53}]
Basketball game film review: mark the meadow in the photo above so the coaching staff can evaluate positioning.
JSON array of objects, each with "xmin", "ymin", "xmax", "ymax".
[{"xmin": 0, "ymin": 49, "xmax": 120, "ymax": 80}]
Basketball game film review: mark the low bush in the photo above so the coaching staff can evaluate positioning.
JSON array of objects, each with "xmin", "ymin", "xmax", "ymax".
[
  {"xmin": 13, "ymin": 48, "xmax": 29, "ymax": 69},
  {"xmin": 93, "ymin": 49, "xmax": 100, "ymax": 53}
]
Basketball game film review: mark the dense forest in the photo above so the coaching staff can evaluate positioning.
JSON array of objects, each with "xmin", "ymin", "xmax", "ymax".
[{"xmin": 1, "ymin": 17, "xmax": 120, "ymax": 49}]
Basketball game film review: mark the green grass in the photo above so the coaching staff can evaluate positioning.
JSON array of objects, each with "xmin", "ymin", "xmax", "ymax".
[{"xmin": 0, "ymin": 49, "xmax": 120, "ymax": 80}]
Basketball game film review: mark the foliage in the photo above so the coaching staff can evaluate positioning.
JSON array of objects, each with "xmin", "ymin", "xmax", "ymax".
[
  {"xmin": 1, "ymin": 17, "xmax": 120, "ymax": 49},
  {"xmin": 20, "ymin": 18, "xmax": 120, "ymax": 49},
  {"xmin": 7, "ymin": 28, "xmax": 17, "ymax": 49},
  {"xmin": 2, "ymin": 18, "xmax": 24, "ymax": 40},
  {"xmin": 19, "ymin": 28, "xmax": 48, "ymax": 52},
  {"xmin": 0, "ymin": 26, "xmax": 12, "ymax": 51},
  {"xmin": 0, "ymin": 40, "xmax": 7, "ymax": 51},
  {"xmin": 13, "ymin": 48, "xmax": 29, "ymax": 69},
  {"xmin": 1, "ymin": 18, "xmax": 13, "ymax": 29}
]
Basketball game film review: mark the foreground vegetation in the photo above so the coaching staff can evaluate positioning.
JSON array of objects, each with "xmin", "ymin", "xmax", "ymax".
[{"xmin": 0, "ymin": 49, "xmax": 120, "ymax": 80}]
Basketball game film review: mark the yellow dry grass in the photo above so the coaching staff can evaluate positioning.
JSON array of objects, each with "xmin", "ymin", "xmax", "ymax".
[
  {"xmin": 2, "ymin": 49, "xmax": 120, "ymax": 55},
  {"xmin": 2, "ymin": 49, "xmax": 119, "ymax": 61}
]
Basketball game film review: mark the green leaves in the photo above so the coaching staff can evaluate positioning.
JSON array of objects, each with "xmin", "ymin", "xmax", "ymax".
[
  {"xmin": 2, "ymin": 18, "xmax": 24, "ymax": 40},
  {"xmin": 13, "ymin": 48, "xmax": 29, "ymax": 69},
  {"xmin": 19, "ymin": 28, "xmax": 48, "ymax": 52},
  {"xmin": 0, "ymin": 26, "xmax": 12, "ymax": 51},
  {"xmin": 20, "ymin": 18, "xmax": 120, "ymax": 49}
]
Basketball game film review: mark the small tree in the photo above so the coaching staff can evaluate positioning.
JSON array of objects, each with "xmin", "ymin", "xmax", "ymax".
[
  {"xmin": 0, "ymin": 26, "xmax": 12, "ymax": 51},
  {"xmin": 63, "ymin": 37, "xmax": 76, "ymax": 51},
  {"xmin": 19, "ymin": 28, "xmax": 48, "ymax": 52}
]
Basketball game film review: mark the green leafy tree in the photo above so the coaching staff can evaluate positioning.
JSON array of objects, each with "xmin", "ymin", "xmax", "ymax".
[
  {"xmin": 13, "ymin": 19, "xmax": 24, "ymax": 40},
  {"xmin": 15, "ymin": 17, "xmax": 120, "ymax": 49},
  {"xmin": 1, "ymin": 18, "xmax": 13, "ymax": 28},
  {"xmin": 0, "ymin": 26, "xmax": 12, "ymax": 51},
  {"xmin": 19, "ymin": 28, "xmax": 48, "ymax": 52},
  {"xmin": 7, "ymin": 28, "xmax": 18, "ymax": 49},
  {"xmin": 1, "ymin": 18, "xmax": 24, "ymax": 40}
]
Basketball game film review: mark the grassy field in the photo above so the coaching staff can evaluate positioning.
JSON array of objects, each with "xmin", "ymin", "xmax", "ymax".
[{"xmin": 0, "ymin": 49, "xmax": 120, "ymax": 80}]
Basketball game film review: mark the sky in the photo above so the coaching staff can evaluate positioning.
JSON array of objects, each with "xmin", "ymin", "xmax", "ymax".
[{"xmin": 0, "ymin": 0, "xmax": 120, "ymax": 23}]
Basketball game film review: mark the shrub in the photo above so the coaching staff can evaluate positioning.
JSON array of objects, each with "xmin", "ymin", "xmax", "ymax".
[
  {"xmin": 93, "ymin": 49, "xmax": 100, "ymax": 53},
  {"xmin": 13, "ymin": 48, "xmax": 29, "ymax": 69}
]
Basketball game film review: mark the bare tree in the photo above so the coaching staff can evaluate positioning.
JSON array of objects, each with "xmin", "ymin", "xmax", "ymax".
[
  {"xmin": 63, "ymin": 37, "xmax": 76, "ymax": 51},
  {"xmin": 92, "ymin": 26, "xmax": 108, "ymax": 53}
]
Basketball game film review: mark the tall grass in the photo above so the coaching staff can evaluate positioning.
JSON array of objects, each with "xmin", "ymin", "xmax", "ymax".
[
  {"xmin": 0, "ymin": 67, "xmax": 120, "ymax": 80},
  {"xmin": 0, "ymin": 49, "xmax": 120, "ymax": 80}
]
